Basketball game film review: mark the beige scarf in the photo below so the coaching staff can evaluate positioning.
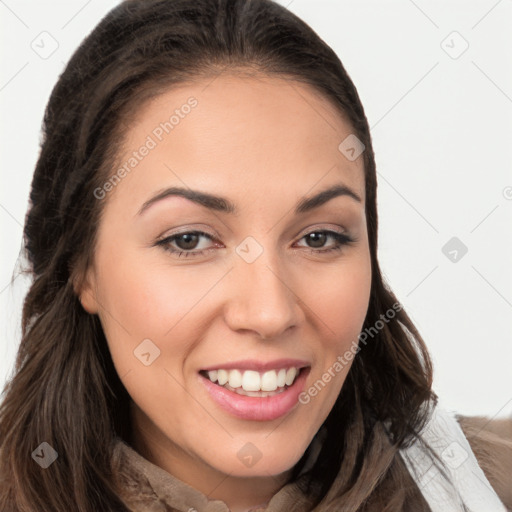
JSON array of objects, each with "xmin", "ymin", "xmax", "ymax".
[{"xmin": 400, "ymin": 403, "xmax": 507, "ymax": 511}]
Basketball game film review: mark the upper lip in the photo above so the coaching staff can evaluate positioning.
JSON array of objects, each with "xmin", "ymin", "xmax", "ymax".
[{"xmin": 200, "ymin": 358, "xmax": 310, "ymax": 372}]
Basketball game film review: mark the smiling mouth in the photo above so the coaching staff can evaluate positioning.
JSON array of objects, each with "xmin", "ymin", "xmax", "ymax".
[{"xmin": 199, "ymin": 366, "xmax": 307, "ymax": 397}]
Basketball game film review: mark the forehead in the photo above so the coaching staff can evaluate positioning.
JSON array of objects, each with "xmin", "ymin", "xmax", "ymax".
[{"xmin": 108, "ymin": 72, "xmax": 365, "ymax": 213}]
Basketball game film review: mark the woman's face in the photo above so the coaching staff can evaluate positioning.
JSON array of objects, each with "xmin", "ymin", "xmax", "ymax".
[{"xmin": 81, "ymin": 73, "xmax": 371, "ymax": 484}]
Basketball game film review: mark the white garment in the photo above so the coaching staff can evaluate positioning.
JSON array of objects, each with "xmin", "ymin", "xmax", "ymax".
[{"xmin": 400, "ymin": 402, "xmax": 507, "ymax": 512}]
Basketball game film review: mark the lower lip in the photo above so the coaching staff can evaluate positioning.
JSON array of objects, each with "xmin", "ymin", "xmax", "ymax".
[{"xmin": 199, "ymin": 368, "xmax": 310, "ymax": 421}]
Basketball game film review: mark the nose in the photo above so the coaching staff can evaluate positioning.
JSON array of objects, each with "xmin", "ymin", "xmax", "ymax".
[{"xmin": 223, "ymin": 248, "xmax": 302, "ymax": 340}]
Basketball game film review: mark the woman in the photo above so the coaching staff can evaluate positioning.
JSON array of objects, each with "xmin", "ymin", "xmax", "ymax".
[{"xmin": 0, "ymin": 0, "xmax": 510, "ymax": 510}]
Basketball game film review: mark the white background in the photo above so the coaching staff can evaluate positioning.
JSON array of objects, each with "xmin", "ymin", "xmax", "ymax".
[{"xmin": 1, "ymin": 0, "xmax": 511, "ymax": 419}]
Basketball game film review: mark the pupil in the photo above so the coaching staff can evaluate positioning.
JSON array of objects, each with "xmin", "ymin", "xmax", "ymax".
[
  {"xmin": 307, "ymin": 232, "xmax": 326, "ymax": 248},
  {"xmin": 178, "ymin": 233, "xmax": 199, "ymax": 250}
]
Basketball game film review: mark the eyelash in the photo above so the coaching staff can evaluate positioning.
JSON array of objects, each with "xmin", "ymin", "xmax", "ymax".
[{"xmin": 155, "ymin": 229, "xmax": 356, "ymax": 258}]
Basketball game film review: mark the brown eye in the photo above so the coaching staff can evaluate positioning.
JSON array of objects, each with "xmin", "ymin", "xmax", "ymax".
[
  {"xmin": 296, "ymin": 230, "xmax": 355, "ymax": 255},
  {"xmin": 155, "ymin": 231, "xmax": 217, "ymax": 258},
  {"xmin": 304, "ymin": 232, "xmax": 328, "ymax": 248},
  {"xmin": 173, "ymin": 233, "xmax": 201, "ymax": 250}
]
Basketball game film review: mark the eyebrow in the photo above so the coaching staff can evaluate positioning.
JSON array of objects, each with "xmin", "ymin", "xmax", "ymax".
[{"xmin": 137, "ymin": 183, "xmax": 362, "ymax": 216}]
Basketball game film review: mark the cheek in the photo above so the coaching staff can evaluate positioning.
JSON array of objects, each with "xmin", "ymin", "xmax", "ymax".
[
  {"xmin": 96, "ymin": 250, "xmax": 208, "ymax": 334},
  {"xmin": 93, "ymin": 252, "xmax": 208, "ymax": 413},
  {"xmin": 303, "ymin": 254, "xmax": 371, "ymax": 405},
  {"xmin": 311, "ymin": 255, "xmax": 372, "ymax": 346},
  {"xmin": 323, "ymin": 275, "xmax": 370, "ymax": 332},
  {"xmin": 93, "ymin": 248, "xmax": 215, "ymax": 375}
]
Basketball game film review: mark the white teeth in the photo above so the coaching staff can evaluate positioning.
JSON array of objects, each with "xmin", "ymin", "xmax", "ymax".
[
  {"xmin": 242, "ymin": 370, "xmax": 261, "ymax": 392},
  {"xmin": 261, "ymin": 370, "xmax": 277, "ymax": 391},
  {"xmin": 217, "ymin": 369, "xmax": 228, "ymax": 386},
  {"xmin": 285, "ymin": 367, "xmax": 297, "ymax": 386},
  {"xmin": 276, "ymin": 368, "xmax": 286, "ymax": 387},
  {"xmin": 204, "ymin": 367, "xmax": 302, "ymax": 392},
  {"xmin": 228, "ymin": 369, "xmax": 242, "ymax": 388}
]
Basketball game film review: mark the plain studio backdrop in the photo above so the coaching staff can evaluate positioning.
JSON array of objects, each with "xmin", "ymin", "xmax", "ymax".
[{"xmin": 1, "ymin": 1, "xmax": 511, "ymax": 419}]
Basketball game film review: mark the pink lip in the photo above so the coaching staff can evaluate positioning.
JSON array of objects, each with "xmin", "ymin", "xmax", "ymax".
[
  {"xmin": 199, "ymin": 366, "xmax": 310, "ymax": 421},
  {"xmin": 200, "ymin": 358, "xmax": 310, "ymax": 372}
]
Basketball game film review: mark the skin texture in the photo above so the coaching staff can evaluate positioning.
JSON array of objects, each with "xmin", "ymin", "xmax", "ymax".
[{"xmin": 80, "ymin": 73, "xmax": 372, "ymax": 512}]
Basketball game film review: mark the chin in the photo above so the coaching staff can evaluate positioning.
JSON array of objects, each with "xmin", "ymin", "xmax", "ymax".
[{"xmin": 204, "ymin": 439, "xmax": 308, "ymax": 478}]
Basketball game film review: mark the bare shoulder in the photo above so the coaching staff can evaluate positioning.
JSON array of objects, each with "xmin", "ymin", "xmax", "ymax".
[{"xmin": 457, "ymin": 414, "xmax": 512, "ymax": 510}]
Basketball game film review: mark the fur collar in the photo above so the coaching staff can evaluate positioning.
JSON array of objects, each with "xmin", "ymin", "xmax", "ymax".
[
  {"xmin": 110, "ymin": 414, "xmax": 512, "ymax": 511},
  {"xmin": 111, "ymin": 439, "xmax": 317, "ymax": 512}
]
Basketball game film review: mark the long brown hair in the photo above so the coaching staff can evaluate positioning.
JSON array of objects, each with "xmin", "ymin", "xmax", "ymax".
[{"xmin": 0, "ymin": 0, "xmax": 437, "ymax": 510}]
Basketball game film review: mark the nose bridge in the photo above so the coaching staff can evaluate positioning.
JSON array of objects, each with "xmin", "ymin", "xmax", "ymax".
[{"xmin": 225, "ymin": 236, "xmax": 299, "ymax": 339}]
